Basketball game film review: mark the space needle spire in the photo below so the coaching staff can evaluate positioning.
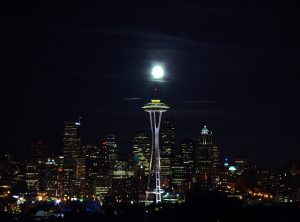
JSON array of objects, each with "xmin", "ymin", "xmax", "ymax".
[{"xmin": 142, "ymin": 90, "xmax": 169, "ymax": 205}]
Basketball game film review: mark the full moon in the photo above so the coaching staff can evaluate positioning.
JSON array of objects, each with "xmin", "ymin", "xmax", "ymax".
[{"xmin": 151, "ymin": 65, "xmax": 164, "ymax": 79}]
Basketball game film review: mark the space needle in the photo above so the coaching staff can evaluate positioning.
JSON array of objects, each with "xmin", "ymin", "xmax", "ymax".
[{"xmin": 142, "ymin": 65, "xmax": 169, "ymax": 204}]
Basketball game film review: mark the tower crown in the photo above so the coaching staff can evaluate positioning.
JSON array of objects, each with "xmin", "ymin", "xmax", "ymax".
[
  {"xmin": 142, "ymin": 98, "xmax": 169, "ymax": 111},
  {"xmin": 201, "ymin": 125, "xmax": 211, "ymax": 135}
]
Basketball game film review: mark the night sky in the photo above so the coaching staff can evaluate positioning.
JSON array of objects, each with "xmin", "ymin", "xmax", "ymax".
[{"xmin": 2, "ymin": 2, "xmax": 300, "ymax": 167}]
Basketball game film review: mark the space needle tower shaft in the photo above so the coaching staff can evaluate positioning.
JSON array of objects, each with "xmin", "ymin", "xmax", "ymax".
[{"xmin": 142, "ymin": 96, "xmax": 169, "ymax": 204}]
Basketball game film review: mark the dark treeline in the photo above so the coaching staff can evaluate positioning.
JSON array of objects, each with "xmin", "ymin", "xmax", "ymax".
[{"xmin": 1, "ymin": 189, "xmax": 300, "ymax": 222}]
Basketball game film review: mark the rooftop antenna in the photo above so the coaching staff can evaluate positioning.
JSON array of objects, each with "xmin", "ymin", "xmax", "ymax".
[
  {"xmin": 75, "ymin": 116, "xmax": 82, "ymax": 126},
  {"xmin": 154, "ymin": 88, "xmax": 158, "ymax": 99}
]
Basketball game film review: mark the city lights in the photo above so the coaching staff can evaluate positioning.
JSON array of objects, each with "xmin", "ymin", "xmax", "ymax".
[
  {"xmin": 2, "ymin": 1, "xmax": 299, "ymax": 221},
  {"xmin": 0, "ymin": 116, "xmax": 299, "ymax": 220}
]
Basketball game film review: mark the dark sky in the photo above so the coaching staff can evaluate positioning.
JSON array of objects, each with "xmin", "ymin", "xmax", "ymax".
[{"xmin": 2, "ymin": 2, "xmax": 300, "ymax": 167}]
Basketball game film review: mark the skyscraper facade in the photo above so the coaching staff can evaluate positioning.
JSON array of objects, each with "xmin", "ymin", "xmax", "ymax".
[
  {"xmin": 63, "ymin": 121, "xmax": 81, "ymax": 160},
  {"xmin": 84, "ymin": 144, "xmax": 100, "ymax": 195},
  {"xmin": 94, "ymin": 175, "xmax": 110, "ymax": 200},
  {"xmin": 45, "ymin": 158, "xmax": 58, "ymax": 197},
  {"xmin": 25, "ymin": 163, "xmax": 39, "ymax": 191},
  {"xmin": 31, "ymin": 141, "xmax": 48, "ymax": 163},
  {"xmin": 99, "ymin": 141, "xmax": 110, "ymax": 175},
  {"xmin": 62, "ymin": 120, "xmax": 81, "ymax": 196},
  {"xmin": 31, "ymin": 141, "xmax": 48, "ymax": 193},
  {"xmin": 106, "ymin": 135, "xmax": 119, "ymax": 175},
  {"xmin": 194, "ymin": 125, "xmax": 220, "ymax": 189},
  {"xmin": 180, "ymin": 139, "xmax": 195, "ymax": 188},
  {"xmin": 132, "ymin": 131, "xmax": 151, "ymax": 175},
  {"xmin": 71, "ymin": 156, "xmax": 86, "ymax": 197},
  {"xmin": 161, "ymin": 117, "xmax": 175, "ymax": 189},
  {"xmin": 56, "ymin": 156, "xmax": 64, "ymax": 197},
  {"xmin": 171, "ymin": 154, "xmax": 185, "ymax": 193}
]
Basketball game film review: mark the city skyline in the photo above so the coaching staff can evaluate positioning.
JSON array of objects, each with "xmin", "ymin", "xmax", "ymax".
[
  {"xmin": 0, "ymin": 112, "xmax": 298, "ymax": 169},
  {"xmin": 3, "ymin": 2, "xmax": 300, "ymax": 168},
  {"xmin": 1, "ymin": 114, "xmax": 299, "ymax": 212},
  {"xmin": 0, "ymin": 91, "xmax": 298, "ymax": 169},
  {"xmin": 2, "ymin": 2, "xmax": 300, "ymax": 220}
]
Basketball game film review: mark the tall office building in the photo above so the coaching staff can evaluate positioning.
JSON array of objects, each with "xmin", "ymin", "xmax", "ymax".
[
  {"xmin": 180, "ymin": 139, "xmax": 195, "ymax": 186},
  {"xmin": 100, "ymin": 135, "xmax": 119, "ymax": 176},
  {"xmin": 31, "ymin": 141, "xmax": 48, "ymax": 192},
  {"xmin": 99, "ymin": 141, "xmax": 110, "ymax": 175},
  {"xmin": 105, "ymin": 135, "xmax": 119, "ymax": 174},
  {"xmin": 136, "ymin": 165, "xmax": 146, "ymax": 201},
  {"xmin": 84, "ymin": 144, "xmax": 99, "ymax": 179},
  {"xmin": 161, "ymin": 117, "xmax": 175, "ymax": 189},
  {"xmin": 84, "ymin": 144, "xmax": 100, "ymax": 195},
  {"xmin": 94, "ymin": 175, "xmax": 110, "ymax": 200},
  {"xmin": 132, "ymin": 131, "xmax": 151, "ymax": 175},
  {"xmin": 171, "ymin": 154, "xmax": 185, "ymax": 193},
  {"xmin": 71, "ymin": 156, "xmax": 86, "ymax": 197},
  {"xmin": 25, "ymin": 163, "xmax": 39, "ymax": 192},
  {"xmin": 111, "ymin": 160, "xmax": 128, "ymax": 202},
  {"xmin": 194, "ymin": 125, "xmax": 220, "ymax": 189},
  {"xmin": 31, "ymin": 141, "xmax": 48, "ymax": 162},
  {"xmin": 63, "ymin": 121, "xmax": 81, "ymax": 160},
  {"xmin": 12, "ymin": 160, "xmax": 27, "ymax": 194},
  {"xmin": 62, "ymin": 120, "xmax": 81, "ymax": 196},
  {"xmin": 45, "ymin": 158, "xmax": 58, "ymax": 197},
  {"xmin": 55, "ymin": 156, "xmax": 64, "ymax": 197}
]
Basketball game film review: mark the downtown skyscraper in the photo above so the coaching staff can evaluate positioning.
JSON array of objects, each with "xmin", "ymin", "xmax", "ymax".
[
  {"xmin": 31, "ymin": 141, "xmax": 48, "ymax": 163},
  {"xmin": 30, "ymin": 140, "xmax": 49, "ymax": 192},
  {"xmin": 92, "ymin": 135, "xmax": 119, "ymax": 200},
  {"xmin": 194, "ymin": 125, "xmax": 220, "ymax": 189},
  {"xmin": 161, "ymin": 117, "xmax": 175, "ymax": 189},
  {"xmin": 84, "ymin": 144, "xmax": 100, "ymax": 195},
  {"xmin": 132, "ymin": 131, "xmax": 151, "ymax": 175},
  {"xmin": 62, "ymin": 120, "xmax": 84, "ymax": 196},
  {"xmin": 106, "ymin": 134, "xmax": 119, "ymax": 175},
  {"xmin": 63, "ymin": 121, "xmax": 81, "ymax": 160},
  {"xmin": 180, "ymin": 139, "xmax": 195, "ymax": 189}
]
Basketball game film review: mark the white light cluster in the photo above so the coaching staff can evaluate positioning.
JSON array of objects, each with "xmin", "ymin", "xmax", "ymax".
[{"xmin": 152, "ymin": 65, "xmax": 164, "ymax": 79}]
